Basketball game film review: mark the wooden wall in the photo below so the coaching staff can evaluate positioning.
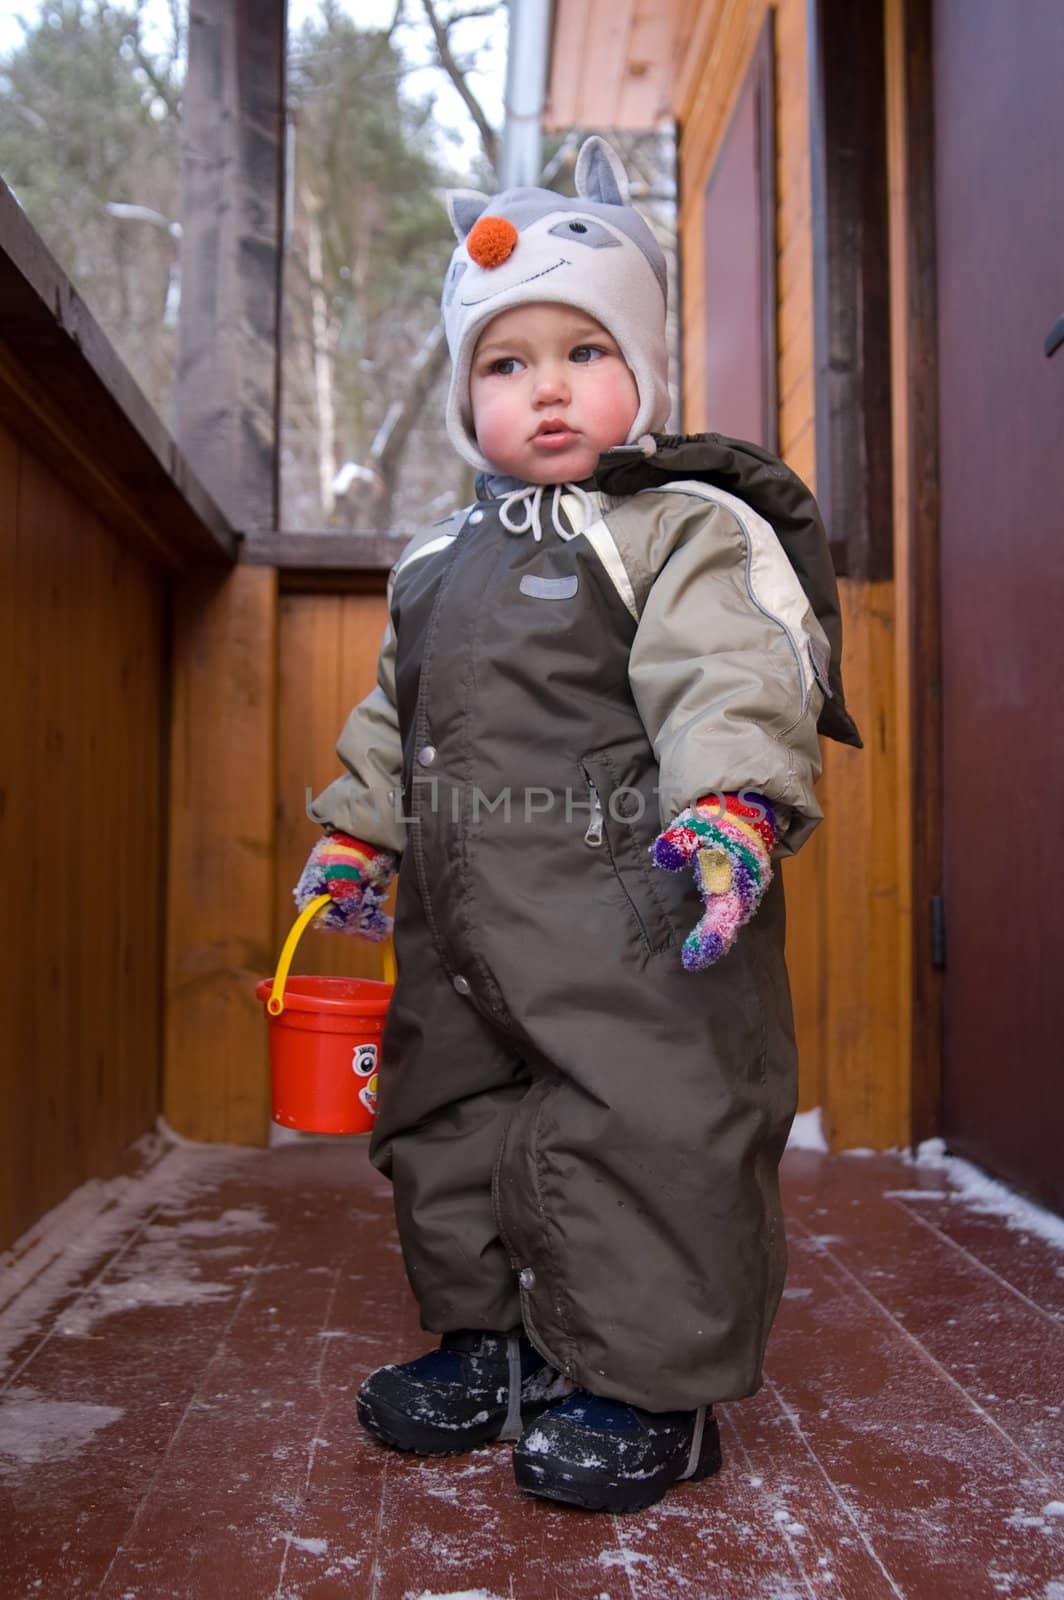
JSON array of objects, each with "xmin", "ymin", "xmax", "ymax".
[
  {"xmin": 162, "ymin": 573, "xmax": 392, "ymax": 1150},
  {"xmin": 163, "ymin": 566, "xmax": 278, "ymax": 1146},
  {"xmin": 676, "ymin": 0, "xmax": 814, "ymax": 481},
  {"xmin": 0, "ymin": 422, "xmax": 167, "ymax": 1250},
  {"xmin": 676, "ymin": 0, "xmax": 908, "ymax": 1147},
  {"xmin": 275, "ymin": 586, "xmax": 394, "ymax": 982}
]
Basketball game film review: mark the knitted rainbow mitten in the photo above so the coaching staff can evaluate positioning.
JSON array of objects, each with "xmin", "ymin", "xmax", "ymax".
[
  {"xmin": 293, "ymin": 831, "xmax": 397, "ymax": 941},
  {"xmin": 651, "ymin": 793, "xmax": 776, "ymax": 971}
]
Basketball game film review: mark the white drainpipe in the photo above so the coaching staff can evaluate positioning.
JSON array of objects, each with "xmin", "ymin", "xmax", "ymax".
[{"xmin": 499, "ymin": 0, "xmax": 552, "ymax": 191}]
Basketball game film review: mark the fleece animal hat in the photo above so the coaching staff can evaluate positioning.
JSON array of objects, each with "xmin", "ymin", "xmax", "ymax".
[{"xmin": 441, "ymin": 136, "xmax": 670, "ymax": 473}]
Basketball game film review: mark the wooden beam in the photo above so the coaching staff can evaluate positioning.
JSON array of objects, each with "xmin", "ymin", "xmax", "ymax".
[
  {"xmin": 164, "ymin": 564, "xmax": 278, "ymax": 1146},
  {"xmin": 166, "ymin": 1, "xmax": 285, "ymax": 1145},
  {"xmin": 0, "ymin": 182, "xmax": 235, "ymax": 570},
  {"xmin": 177, "ymin": 1, "xmax": 286, "ymax": 531},
  {"xmin": 241, "ymin": 531, "xmax": 408, "ymax": 572}
]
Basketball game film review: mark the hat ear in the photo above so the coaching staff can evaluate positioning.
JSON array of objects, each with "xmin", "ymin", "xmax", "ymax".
[
  {"xmin": 574, "ymin": 136, "xmax": 630, "ymax": 207},
  {"xmin": 445, "ymin": 188, "xmax": 492, "ymax": 242}
]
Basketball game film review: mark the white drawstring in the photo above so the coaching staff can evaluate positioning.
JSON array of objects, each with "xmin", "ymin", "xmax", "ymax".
[{"xmin": 497, "ymin": 481, "xmax": 594, "ymax": 543}]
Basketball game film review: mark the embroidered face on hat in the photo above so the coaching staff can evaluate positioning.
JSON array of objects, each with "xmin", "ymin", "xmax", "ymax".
[{"xmin": 441, "ymin": 136, "xmax": 670, "ymax": 474}]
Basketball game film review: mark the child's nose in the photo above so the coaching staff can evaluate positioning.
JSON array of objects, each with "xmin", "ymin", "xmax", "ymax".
[{"xmin": 532, "ymin": 363, "xmax": 570, "ymax": 404}]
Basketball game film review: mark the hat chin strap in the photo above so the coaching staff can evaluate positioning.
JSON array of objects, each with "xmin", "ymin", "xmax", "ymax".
[{"xmin": 496, "ymin": 481, "xmax": 595, "ymax": 543}]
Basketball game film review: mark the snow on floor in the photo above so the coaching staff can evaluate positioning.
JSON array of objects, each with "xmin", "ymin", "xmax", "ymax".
[
  {"xmin": 0, "ymin": 1387, "xmax": 124, "ymax": 1474},
  {"xmin": 407, "ymin": 1592, "xmax": 510, "ymax": 1600},
  {"xmin": 785, "ymin": 1106, "xmax": 828, "ymax": 1151},
  {"xmin": 911, "ymin": 1138, "xmax": 1064, "ymax": 1251},
  {"xmin": 788, "ymin": 1114, "xmax": 1064, "ymax": 1259},
  {"xmin": 0, "ymin": 1126, "xmax": 264, "ymax": 1373}
]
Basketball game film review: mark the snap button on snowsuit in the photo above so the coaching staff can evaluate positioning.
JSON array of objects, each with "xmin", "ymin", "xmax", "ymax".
[
  {"xmin": 452, "ymin": 974, "xmax": 471, "ymax": 997},
  {"xmin": 418, "ymin": 745, "xmax": 437, "ymax": 767},
  {"xmin": 519, "ymin": 1267, "xmax": 536, "ymax": 1290}
]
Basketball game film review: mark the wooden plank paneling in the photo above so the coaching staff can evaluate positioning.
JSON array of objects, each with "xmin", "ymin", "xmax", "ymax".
[
  {"xmin": 0, "ymin": 422, "xmax": 29, "ymax": 1251},
  {"xmin": 544, "ymin": 1, "xmax": 596, "ymax": 133},
  {"xmin": 673, "ymin": 0, "xmax": 726, "ymax": 125},
  {"xmin": 164, "ymin": 566, "xmax": 277, "ymax": 1145},
  {"xmin": 0, "ymin": 425, "xmax": 166, "ymax": 1251},
  {"xmin": 546, "ymin": 0, "xmax": 680, "ymax": 132},
  {"xmin": 679, "ymin": 1, "xmax": 906, "ymax": 1143},
  {"xmin": 821, "ymin": 581, "xmax": 905, "ymax": 1149},
  {"xmin": 273, "ymin": 589, "xmax": 393, "ymax": 984},
  {"xmin": 616, "ymin": 1, "xmax": 677, "ymax": 127},
  {"xmin": 681, "ymin": 0, "xmax": 813, "ymax": 458},
  {"xmin": 889, "ymin": 0, "xmax": 942, "ymax": 1149},
  {"xmin": 885, "ymin": 0, "xmax": 916, "ymax": 1150},
  {"xmin": 680, "ymin": 0, "xmax": 823, "ymax": 1109}
]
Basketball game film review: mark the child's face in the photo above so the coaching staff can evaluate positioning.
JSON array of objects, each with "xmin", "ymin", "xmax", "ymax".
[{"xmin": 470, "ymin": 303, "xmax": 639, "ymax": 484}]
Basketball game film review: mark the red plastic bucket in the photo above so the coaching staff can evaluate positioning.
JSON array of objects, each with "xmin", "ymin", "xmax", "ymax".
[{"xmin": 255, "ymin": 972, "xmax": 392, "ymax": 1134}]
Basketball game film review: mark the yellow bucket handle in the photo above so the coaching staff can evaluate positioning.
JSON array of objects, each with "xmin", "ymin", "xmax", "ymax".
[
  {"xmin": 268, "ymin": 895, "xmax": 330, "ymax": 1016},
  {"xmin": 267, "ymin": 894, "xmax": 397, "ymax": 1015}
]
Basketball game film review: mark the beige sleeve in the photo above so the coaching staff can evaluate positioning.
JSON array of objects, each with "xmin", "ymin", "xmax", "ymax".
[
  {"xmin": 618, "ymin": 485, "xmax": 827, "ymax": 855},
  {"xmin": 305, "ymin": 573, "xmax": 407, "ymax": 855}
]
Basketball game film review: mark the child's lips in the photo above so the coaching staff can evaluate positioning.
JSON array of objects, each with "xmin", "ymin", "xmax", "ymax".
[{"xmin": 532, "ymin": 423, "xmax": 578, "ymax": 449}]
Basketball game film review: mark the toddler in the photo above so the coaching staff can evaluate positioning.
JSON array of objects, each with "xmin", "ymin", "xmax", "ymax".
[{"xmin": 297, "ymin": 137, "xmax": 860, "ymax": 1514}]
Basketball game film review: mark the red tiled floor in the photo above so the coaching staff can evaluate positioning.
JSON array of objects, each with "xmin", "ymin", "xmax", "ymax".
[{"xmin": 1, "ymin": 1134, "xmax": 1062, "ymax": 1599}]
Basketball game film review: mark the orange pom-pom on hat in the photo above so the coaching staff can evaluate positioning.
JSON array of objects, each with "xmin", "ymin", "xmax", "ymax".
[{"xmin": 466, "ymin": 215, "xmax": 518, "ymax": 269}]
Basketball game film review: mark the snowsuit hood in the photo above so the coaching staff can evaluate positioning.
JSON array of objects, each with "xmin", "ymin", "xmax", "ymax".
[{"xmin": 587, "ymin": 433, "xmax": 862, "ymax": 749}]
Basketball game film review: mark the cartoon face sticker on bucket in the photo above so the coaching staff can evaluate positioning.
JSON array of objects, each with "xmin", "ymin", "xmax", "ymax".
[
  {"xmin": 353, "ymin": 1043, "xmax": 379, "ymax": 1116},
  {"xmin": 352, "ymin": 1043, "xmax": 378, "ymax": 1078}
]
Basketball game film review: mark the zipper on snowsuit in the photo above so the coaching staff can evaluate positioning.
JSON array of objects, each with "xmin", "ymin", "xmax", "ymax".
[{"xmin": 584, "ymin": 781, "xmax": 605, "ymax": 847}]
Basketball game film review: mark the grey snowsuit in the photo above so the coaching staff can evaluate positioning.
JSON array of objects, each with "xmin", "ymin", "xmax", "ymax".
[{"xmin": 310, "ymin": 434, "xmax": 860, "ymax": 1412}]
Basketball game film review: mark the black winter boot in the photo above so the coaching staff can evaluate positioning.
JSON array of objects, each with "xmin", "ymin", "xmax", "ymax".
[
  {"xmin": 357, "ymin": 1331, "xmax": 569, "ymax": 1455},
  {"xmin": 512, "ymin": 1390, "xmax": 722, "ymax": 1513}
]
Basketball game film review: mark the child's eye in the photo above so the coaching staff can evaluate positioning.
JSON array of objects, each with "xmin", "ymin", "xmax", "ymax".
[
  {"xmin": 489, "ymin": 356, "xmax": 522, "ymax": 376},
  {"xmin": 570, "ymin": 344, "xmax": 605, "ymax": 365}
]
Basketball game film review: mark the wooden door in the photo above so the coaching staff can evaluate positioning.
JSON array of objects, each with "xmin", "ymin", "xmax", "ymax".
[{"xmin": 934, "ymin": 0, "xmax": 1064, "ymax": 1210}]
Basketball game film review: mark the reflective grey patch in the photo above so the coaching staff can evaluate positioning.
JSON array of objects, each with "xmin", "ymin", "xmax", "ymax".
[
  {"xmin": 519, "ymin": 573, "xmax": 579, "ymax": 600},
  {"xmin": 547, "ymin": 218, "xmax": 621, "ymax": 251}
]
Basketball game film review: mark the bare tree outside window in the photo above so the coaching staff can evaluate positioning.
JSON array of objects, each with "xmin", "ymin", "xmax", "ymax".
[
  {"xmin": 280, "ymin": 4, "xmax": 678, "ymax": 534},
  {"xmin": 0, "ymin": 1, "xmax": 676, "ymax": 535},
  {"xmin": 281, "ymin": 0, "xmax": 511, "ymax": 534},
  {"xmin": 0, "ymin": 0, "xmax": 185, "ymax": 427}
]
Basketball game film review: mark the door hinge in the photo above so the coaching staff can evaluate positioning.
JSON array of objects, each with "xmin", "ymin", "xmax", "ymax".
[{"xmin": 930, "ymin": 895, "xmax": 946, "ymax": 970}]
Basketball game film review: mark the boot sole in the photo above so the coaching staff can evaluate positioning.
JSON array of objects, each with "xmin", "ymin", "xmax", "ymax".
[{"xmin": 513, "ymin": 1416, "xmax": 723, "ymax": 1514}]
